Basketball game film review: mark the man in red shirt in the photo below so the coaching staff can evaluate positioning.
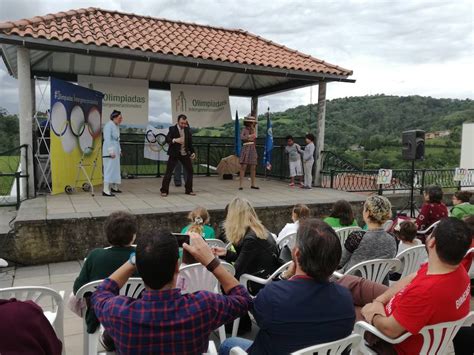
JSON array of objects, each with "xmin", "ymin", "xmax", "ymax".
[{"xmin": 338, "ymin": 217, "xmax": 471, "ymax": 354}]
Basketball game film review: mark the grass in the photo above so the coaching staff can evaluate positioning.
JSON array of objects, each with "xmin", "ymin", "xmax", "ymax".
[{"xmin": 0, "ymin": 156, "xmax": 19, "ymax": 195}]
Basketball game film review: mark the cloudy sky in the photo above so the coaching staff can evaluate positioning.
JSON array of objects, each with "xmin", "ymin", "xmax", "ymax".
[{"xmin": 0, "ymin": 0, "xmax": 472, "ymax": 121}]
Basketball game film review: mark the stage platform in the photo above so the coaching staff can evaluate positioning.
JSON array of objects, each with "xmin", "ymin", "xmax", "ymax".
[{"xmin": 7, "ymin": 176, "xmax": 367, "ymax": 265}]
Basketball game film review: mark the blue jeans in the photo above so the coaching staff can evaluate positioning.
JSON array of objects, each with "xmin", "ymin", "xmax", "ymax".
[{"xmin": 219, "ymin": 337, "xmax": 253, "ymax": 355}]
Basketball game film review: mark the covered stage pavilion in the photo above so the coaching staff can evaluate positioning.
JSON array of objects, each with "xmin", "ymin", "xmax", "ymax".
[
  {"xmin": 0, "ymin": 8, "xmax": 357, "ymax": 265},
  {"xmin": 0, "ymin": 7, "xmax": 354, "ymax": 198}
]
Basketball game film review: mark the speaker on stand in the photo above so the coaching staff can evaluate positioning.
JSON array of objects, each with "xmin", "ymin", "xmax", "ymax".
[{"xmin": 401, "ymin": 130, "xmax": 425, "ymax": 218}]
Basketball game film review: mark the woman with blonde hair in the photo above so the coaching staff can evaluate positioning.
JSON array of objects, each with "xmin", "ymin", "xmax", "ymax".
[
  {"xmin": 339, "ymin": 195, "xmax": 397, "ymax": 273},
  {"xmin": 213, "ymin": 197, "xmax": 279, "ymax": 290},
  {"xmin": 181, "ymin": 206, "xmax": 215, "ymax": 239}
]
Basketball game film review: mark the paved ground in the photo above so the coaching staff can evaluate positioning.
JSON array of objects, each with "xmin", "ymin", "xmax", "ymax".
[{"xmin": 16, "ymin": 176, "xmax": 366, "ymax": 221}]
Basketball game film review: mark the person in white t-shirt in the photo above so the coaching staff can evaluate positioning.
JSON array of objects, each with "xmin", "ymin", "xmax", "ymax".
[{"xmin": 276, "ymin": 204, "xmax": 310, "ymax": 243}]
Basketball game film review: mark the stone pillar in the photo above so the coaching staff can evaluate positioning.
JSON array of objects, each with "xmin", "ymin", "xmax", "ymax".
[
  {"xmin": 17, "ymin": 47, "xmax": 35, "ymax": 197},
  {"xmin": 314, "ymin": 82, "xmax": 327, "ymax": 186}
]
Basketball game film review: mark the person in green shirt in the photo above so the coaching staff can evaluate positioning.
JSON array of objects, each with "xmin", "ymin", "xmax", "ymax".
[
  {"xmin": 181, "ymin": 206, "xmax": 215, "ymax": 239},
  {"xmin": 73, "ymin": 210, "xmax": 138, "ymax": 350},
  {"xmin": 451, "ymin": 191, "xmax": 474, "ymax": 219},
  {"xmin": 324, "ymin": 200, "xmax": 359, "ymax": 228}
]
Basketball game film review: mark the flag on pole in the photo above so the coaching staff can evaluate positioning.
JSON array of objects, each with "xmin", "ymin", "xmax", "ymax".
[
  {"xmin": 263, "ymin": 108, "xmax": 273, "ymax": 171},
  {"xmin": 234, "ymin": 110, "xmax": 241, "ymax": 157}
]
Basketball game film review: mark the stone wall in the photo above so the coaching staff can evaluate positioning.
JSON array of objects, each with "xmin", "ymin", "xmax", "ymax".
[{"xmin": 3, "ymin": 191, "xmax": 461, "ymax": 265}]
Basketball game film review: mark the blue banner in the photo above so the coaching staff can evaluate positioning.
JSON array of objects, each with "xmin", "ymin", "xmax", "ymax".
[
  {"xmin": 234, "ymin": 110, "xmax": 241, "ymax": 157},
  {"xmin": 263, "ymin": 111, "xmax": 273, "ymax": 170}
]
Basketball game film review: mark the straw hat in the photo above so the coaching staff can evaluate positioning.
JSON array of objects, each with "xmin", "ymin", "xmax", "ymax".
[{"xmin": 243, "ymin": 115, "xmax": 257, "ymax": 123}]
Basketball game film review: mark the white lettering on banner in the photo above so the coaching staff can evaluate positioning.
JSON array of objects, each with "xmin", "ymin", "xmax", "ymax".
[
  {"xmin": 171, "ymin": 84, "xmax": 232, "ymax": 128},
  {"xmin": 456, "ymin": 284, "xmax": 470, "ymax": 310},
  {"xmin": 78, "ymin": 75, "xmax": 149, "ymax": 126}
]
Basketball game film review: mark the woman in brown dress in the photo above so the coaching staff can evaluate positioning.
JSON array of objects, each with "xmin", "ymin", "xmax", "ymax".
[{"xmin": 239, "ymin": 116, "xmax": 259, "ymax": 190}]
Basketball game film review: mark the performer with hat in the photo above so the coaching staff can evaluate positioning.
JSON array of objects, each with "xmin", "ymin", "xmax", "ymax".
[
  {"xmin": 239, "ymin": 115, "xmax": 259, "ymax": 190},
  {"xmin": 102, "ymin": 110, "xmax": 123, "ymax": 197}
]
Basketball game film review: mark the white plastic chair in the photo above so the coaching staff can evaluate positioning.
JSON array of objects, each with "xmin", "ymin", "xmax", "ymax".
[
  {"xmin": 354, "ymin": 311, "xmax": 474, "ymax": 355},
  {"xmin": 335, "ymin": 227, "xmax": 362, "ymax": 248},
  {"xmin": 75, "ymin": 278, "xmax": 145, "ymax": 355},
  {"xmin": 343, "ymin": 258, "xmax": 402, "ymax": 284},
  {"xmin": 178, "ymin": 262, "xmax": 235, "ymax": 344},
  {"xmin": 417, "ymin": 220, "xmax": 441, "ymax": 236},
  {"xmin": 292, "ymin": 333, "xmax": 362, "ymax": 355},
  {"xmin": 206, "ymin": 238, "xmax": 227, "ymax": 249},
  {"xmin": 233, "ymin": 261, "xmax": 293, "ymax": 337},
  {"xmin": 230, "ymin": 334, "xmax": 361, "ymax": 355},
  {"xmin": 205, "ymin": 340, "xmax": 218, "ymax": 355},
  {"xmin": 396, "ymin": 245, "xmax": 427, "ymax": 279},
  {"xmin": 0, "ymin": 286, "xmax": 65, "ymax": 353},
  {"xmin": 277, "ymin": 232, "xmax": 297, "ymax": 251}
]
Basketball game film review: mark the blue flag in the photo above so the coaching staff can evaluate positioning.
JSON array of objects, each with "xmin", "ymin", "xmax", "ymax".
[
  {"xmin": 263, "ymin": 110, "xmax": 273, "ymax": 170},
  {"xmin": 234, "ymin": 110, "xmax": 241, "ymax": 157}
]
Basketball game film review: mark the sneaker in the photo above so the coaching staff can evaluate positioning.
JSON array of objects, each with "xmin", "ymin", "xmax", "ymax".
[{"xmin": 289, "ymin": 183, "xmax": 295, "ymax": 187}]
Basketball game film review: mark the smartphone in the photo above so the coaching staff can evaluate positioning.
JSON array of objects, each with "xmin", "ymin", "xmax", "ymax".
[
  {"xmin": 173, "ymin": 233, "xmax": 190, "ymax": 248},
  {"xmin": 172, "ymin": 233, "xmax": 197, "ymax": 264}
]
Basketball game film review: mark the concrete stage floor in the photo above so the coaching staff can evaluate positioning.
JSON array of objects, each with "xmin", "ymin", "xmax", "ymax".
[
  {"xmin": 8, "ymin": 176, "xmax": 367, "ymax": 265},
  {"xmin": 23, "ymin": 176, "xmax": 367, "ymax": 220}
]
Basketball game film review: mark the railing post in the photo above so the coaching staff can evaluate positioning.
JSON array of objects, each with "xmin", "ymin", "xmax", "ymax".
[
  {"xmin": 420, "ymin": 169, "xmax": 426, "ymax": 194},
  {"xmin": 280, "ymin": 145, "xmax": 284, "ymax": 179},
  {"xmin": 135, "ymin": 144, "xmax": 138, "ymax": 177},
  {"xmin": 330, "ymin": 170, "xmax": 334, "ymax": 189},
  {"xmin": 25, "ymin": 145, "xmax": 30, "ymax": 199},
  {"xmin": 378, "ymin": 184, "xmax": 383, "ymax": 196},
  {"xmin": 206, "ymin": 143, "xmax": 210, "ymax": 177},
  {"xmin": 15, "ymin": 172, "xmax": 20, "ymax": 210}
]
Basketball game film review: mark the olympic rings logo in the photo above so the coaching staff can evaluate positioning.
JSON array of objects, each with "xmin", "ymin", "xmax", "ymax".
[
  {"xmin": 145, "ymin": 130, "xmax": 168, "ymax": 153},
  {"xmin": 50, "ymin": 102, "xmax": 102, "ymax": 154}
]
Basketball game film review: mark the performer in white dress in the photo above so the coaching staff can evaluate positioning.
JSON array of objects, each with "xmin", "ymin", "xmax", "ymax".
[{"xmin": 102, "ymin": 110, "xmax": 122, "ymax": 197}]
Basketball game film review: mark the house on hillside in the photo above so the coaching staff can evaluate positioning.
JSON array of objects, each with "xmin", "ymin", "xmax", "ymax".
[{"xmin": 425, "ymin": 130, "xmax": 451, "ymax": 140}]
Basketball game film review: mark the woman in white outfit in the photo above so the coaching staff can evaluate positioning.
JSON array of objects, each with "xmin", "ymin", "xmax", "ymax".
[{"xmin": 102, "ymin": 110, "xmax": 122, "ymax": 197}]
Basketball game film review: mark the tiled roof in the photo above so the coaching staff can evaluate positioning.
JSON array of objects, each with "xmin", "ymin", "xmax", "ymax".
[{"xmin": 0, "ymin": 8, "xmax": 352, "ymax": 77}]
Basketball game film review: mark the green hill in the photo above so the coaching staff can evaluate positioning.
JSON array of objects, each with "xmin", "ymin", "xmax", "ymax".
[{"xmin": 196, "ymin": 95, "xmax": 474, "ymax": 169}]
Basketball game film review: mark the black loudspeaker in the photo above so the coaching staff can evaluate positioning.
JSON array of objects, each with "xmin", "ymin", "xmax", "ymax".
[{"xmin": 402, "ymin": 130, "xmax": 425, "ymax": 160}]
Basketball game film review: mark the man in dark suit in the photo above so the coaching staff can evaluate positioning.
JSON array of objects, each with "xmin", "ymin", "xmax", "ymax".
[{"xmin": 160, "ymin": 114, "xmax": 196, "ymax": 196}]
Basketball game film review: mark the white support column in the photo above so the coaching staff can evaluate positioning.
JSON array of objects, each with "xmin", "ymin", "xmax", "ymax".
[
  {"xmin": 17, "ymin": 47, "xmax": 35, "ymax": 197},
  {"xmin": 314, "ymin": 82, "xmax": 327, "ymax": 186}
]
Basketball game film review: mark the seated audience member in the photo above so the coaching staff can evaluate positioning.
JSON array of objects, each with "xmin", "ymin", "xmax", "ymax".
[
  {"xmin": 181, "ymin": 206, "xmax": 216, "ymax": 239},
  {"xmin": 324, "ymin": 200, "xmax": 359, "ymax": 228},
  {"xmin": 73, "ymin": 211, "xmax": 137, "ymax": 349},
  {"xmin": 219, "ymin": 219, "xmax": 355, "ymax": 355},
  {"xmin": 0, "ymin": 298, "xmax": 62, "ymax": 354},
  {"xmin": 339, "ymin": 195, "xmax": 397, "ymax": 272},
  {"xmin": 390, "ymin": 220, "xmax": 421, "ymax": 281},
  {"xmin": 416, "ymin": 184, "xmax": 448, "ymax": 230},
  {"xmin": 212, "ymin": 197, "xmax": 280, "ymax": 333},
  {"xmin": 276, "ymin": 204, "xmax": 310, "ymax": 243},
  {"xmin": 91, "ymin": 231, "xmax": 252, "ymax": 354},
  {"xmin": 395, "ymin": 220, "xmax": 421, "ymax": 253},
  {"xmin": 451, "ymin": 190, "xmax": 474, "ymax": 220},
  {"xmin": 337, "ymin": 217, "xmax": 471, "ymax": 355},
  {"xmin": 213, "ymin": 197, "xmax": 280, "ymax": 292}
]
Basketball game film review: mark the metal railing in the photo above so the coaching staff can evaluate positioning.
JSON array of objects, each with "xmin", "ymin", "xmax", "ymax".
[
  {"xmin": 0, "ymin": 144, "xmax": 30, "ymax": 209},
  {"xmin": 321, "ymin": 168, "xmax": 474, "ymax": 193},
  {"xmin": 120, "ymin": 136, "xmax": 308, "ymax": 180}
]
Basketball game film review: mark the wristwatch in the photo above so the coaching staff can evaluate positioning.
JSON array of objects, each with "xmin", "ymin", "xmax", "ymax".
[
  {"xmin": 206, "ymin": 257, "xmax": 221, "ymax": 272},
  {"xmin": 128, "ymin": 252, "xmax": 136, "ymax": 266}
]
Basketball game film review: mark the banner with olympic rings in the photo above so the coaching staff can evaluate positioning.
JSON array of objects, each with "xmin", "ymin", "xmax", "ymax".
[
  {"xmin": 144, "ymin": 125, "xmax": 169, "ymax": 161},
  {"xmin": 50, "ymin": 78, "xmax": 104, "ymax": 194}
]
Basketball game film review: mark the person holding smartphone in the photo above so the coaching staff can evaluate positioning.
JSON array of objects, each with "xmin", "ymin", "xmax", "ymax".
[{"xmin": 91, "ymin": 231, "xmax": 251, "ymax": 354}]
